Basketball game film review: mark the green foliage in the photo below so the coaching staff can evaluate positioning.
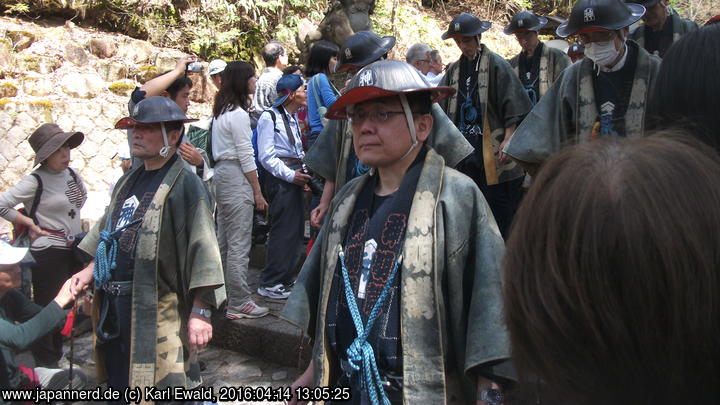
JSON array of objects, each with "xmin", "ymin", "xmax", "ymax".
[{"xmin": 0, "ymin": 0, "xmax": 328, "ymax": 64}]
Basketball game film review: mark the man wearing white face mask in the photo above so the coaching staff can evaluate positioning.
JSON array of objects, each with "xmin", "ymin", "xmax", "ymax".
[{"xmin": 504, "ymin": 0, "xmax": 661, "ymax": 173}]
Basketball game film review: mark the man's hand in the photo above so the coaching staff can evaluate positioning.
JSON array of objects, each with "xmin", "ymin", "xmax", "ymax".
[
  {"xmin": 70, "ymin": 263, "xmax": 94, "ymax": 297},
  {"xmin": 174, "ymin": 55, "xmax": 196, "ymax": 74},
  {"xmin": 477, "ymin": 377, "xmax": 503, "ymax": 405},
  {"xmin": 178, "ymin": 143, "xmax": 204, "ymax": 167},
  {"xmin": 498, "ymin": 126, "xmax": 516, "ymax": 164},
  {"xmin": 292, "ymin": 169, "xmax": 311, "ymax": 186},
  {"xmin": 187, "ymin": 314, "xmax": 213, "ymax": 352},
  {"xmin": 310, "ymin": 202, "xmax": 329, "ymax": 229},
  {"xmin": 53, "ymin": 278, "xmax": 78, "ymax": 308},
  {"xmin": 254, "ymin": 193, "xmax": 269, "ymax": 212},
  {"xmin": 288, "ymin": 362, "xmax": 314, "ymax": 405}
]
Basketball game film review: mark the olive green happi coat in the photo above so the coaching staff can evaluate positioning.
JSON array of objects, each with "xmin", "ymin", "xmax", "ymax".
[
  {"xmin": 629, "ymin": 10, "xmax": 698, "ymax": 57},
  {"xmin": 304, "ymin": 104, "xmax": 474, "ymax": 192},
  {"xmin": 508, "ymin": 43, "xmax": 571, "ymax": 99},
  {"xmin": 78, "ymin": 158, "xmax": 226, "ymax": 389},
  {"xmin": 505, "ymin": 41, "xmax": 661, "ymax": 165},
  {"xmin": 439, "ymin": 44, "xmax": 533, "ymax": 185},
  {"xmin": 282, "ymin": 147, "xmax": 510, "ymax": 404}
]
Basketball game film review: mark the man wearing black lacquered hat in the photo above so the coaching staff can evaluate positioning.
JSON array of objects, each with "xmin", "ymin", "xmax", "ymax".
[
  {"xmin": 303, "ymin": 31, "xmax": 398, "ymax": 229},
  {"xmin": 284, "ymin": 59, "xmax": 509, "ymax": 405},
  {"xmin": 626, "ymin": 0, "xmax": 697, "ymax": 57},
  {"xmin": 504, "ymin": 11, "xmax": 571, "ymax": 105},
  {"xmin": 505, "ymin": 0, "xmax": 661, "ymax": 172},
  {"xmin": 438, "ymin": 12, "xmax": 533, "ymax": 240}
]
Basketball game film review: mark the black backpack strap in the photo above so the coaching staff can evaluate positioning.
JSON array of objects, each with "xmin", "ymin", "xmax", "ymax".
[{"xmin": 28, "ymin": 173, "xmax": 42, "ymax": 225}]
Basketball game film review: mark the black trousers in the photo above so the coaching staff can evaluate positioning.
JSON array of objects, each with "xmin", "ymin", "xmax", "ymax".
[
  {"xmin": 29, "ymin": 247, "xmax": 78, "ymax": 367},
  {"xmin": 102, "ymin": 294, "xmax": 132, "ymax": 391},
  {"xmin": 457, "ymin": 155, "xmax": 524, "ymax": 240},
  {"xmin": 261, "ymin": 175, "xmax": 304, "ymax": 288}
]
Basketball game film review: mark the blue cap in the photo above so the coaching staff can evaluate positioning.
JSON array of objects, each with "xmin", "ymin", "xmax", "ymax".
[{"xmin": 272, "ymin": 74, "xmax": 304, "ymax": 108}]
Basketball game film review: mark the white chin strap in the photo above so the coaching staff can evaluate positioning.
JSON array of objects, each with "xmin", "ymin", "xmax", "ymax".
[
  {"xmin": 159, "ymin": 122, "xmax": 171, "ymax": 158},
  {"xmin": 398, "ymin": 94, "xmax": 419, "ymax": 162}
]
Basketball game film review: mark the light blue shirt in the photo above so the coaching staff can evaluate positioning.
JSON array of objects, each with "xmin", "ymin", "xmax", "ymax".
[
  {"xmin": 257, "ymin": 107, "xmax": 305, "ymax": 183},
  {"xmin": 307, "ymin": 73, "xmax": 338, "ymax": 133}
]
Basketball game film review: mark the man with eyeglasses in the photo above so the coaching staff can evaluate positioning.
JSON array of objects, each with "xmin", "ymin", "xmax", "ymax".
[
  {"xmin": 438, "ymin": 12, "xmax": 533, "ymax": 239},
  {"xmin": 626, "ymin": 0, "xmax": 697, "ymax": 58},
  {"xmin": 504, "ymin": 0, "xmax": 661, "ymax": 173},
  {"xmin": 283, "ymin": 59, "xmax": 509, "ymax": 405},
  {"xmin": 504, "ymin": 11, "xmax": 571, "ymax": 105},
  {"xmin": 405, "ymin": 43, "xmax": 433, "ymax": 75},
  {"xmin": 303, "ymin": 31, "xmax": 397, "ymax": 229}
]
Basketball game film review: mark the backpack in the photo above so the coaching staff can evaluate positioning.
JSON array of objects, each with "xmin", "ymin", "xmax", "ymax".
[{"xmin": 187, "ymin": 119, "xmax": 215, "ymax": 167}]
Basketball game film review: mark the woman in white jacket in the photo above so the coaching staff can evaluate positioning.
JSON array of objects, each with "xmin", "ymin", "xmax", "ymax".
[{"xmin": 211, "ymin": 61, "xmax": 269, "ymax": 319}]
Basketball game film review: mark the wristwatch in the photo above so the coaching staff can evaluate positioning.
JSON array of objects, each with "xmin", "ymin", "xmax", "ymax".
[
  {"xmin": 191, "ymin": 307, "xmax": 212, "ymax": 319},
  {"xmin": 480, "ymin": 388, "xmax": 504, "ymax": 404}
]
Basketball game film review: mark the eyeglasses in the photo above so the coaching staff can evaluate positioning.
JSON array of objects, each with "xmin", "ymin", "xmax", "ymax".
[
  {"xmin": 347, "ymin": 110, "xmax": 405, "ymax": 125},
  {"xmin": 577, "ymin": 31, "xmax": 616, "ymax": 44}
]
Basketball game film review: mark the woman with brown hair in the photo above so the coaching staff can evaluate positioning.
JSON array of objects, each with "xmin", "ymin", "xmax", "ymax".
[
  {"xmin": 503, "ymin": 134, "xmax": 720, "ymax": 404},
  {"xmin": 0, "ymin": 123, "xmax": 87, "ymax": 367}
]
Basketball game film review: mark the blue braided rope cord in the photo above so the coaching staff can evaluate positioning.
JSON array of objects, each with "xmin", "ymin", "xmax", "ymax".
[
  {"xmin": 94, "ymin": 215, "xmax": 140, "ymax": 290},
  {"xmin": 523, "ymin": 76, "xmax": 539, "ymax": 106},
  {"xmin": 338, "ymin": 247, "xmax": 403, "ymax": 405}
]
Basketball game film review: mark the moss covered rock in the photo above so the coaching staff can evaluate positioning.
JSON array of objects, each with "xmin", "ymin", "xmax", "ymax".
[
  {"xmin": 0, "ymin": 82, "xmax": 18, "ymax": 98},
  {"xmin": 108, "ymin": 80, "xmax": 136, "ymax": 96},
  {"xmin": 7, "ymin": 30, "xmax": 36, "ymax": 51}
]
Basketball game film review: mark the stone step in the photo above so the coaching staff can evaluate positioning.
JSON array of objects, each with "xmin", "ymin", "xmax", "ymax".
[{"xmin": 212, "ymin": 243, "xmax": 312, "ymax": 370}]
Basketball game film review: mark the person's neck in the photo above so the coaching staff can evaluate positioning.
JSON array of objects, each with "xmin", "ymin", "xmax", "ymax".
[
  {"xmin": 603, "ymin": 43, "xmax": 628, "ymax": 72},
  {"xmin": 143, "ymin": 153, "xmax": 174, "ymax": 171},
  {"xmin": 375, "ymin": 147, "xmax": 421, "ymax": 196},
  {"xmin": 282, "ymin": 102, "xmax": 300, "ymax": 115},
  {"xmin": 525, "ymin": 41, "xmax": 540, "ymax": 57}
]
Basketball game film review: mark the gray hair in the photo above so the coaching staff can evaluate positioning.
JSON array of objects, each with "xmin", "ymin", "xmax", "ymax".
[
  {"xmin": 262, "ymin": 41, "xmax": 286, "ymax": 67},
  {"xmin": 405, "ymin": 43, "xmax": 432, "ymax": 64},
  {"xmin": 429, "ymin": 49, "xmax": 441, "ymax": 63}
]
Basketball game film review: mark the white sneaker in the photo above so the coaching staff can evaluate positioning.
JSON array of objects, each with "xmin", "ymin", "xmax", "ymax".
[
  {"xmin": 257, "ymin": 284, "xmax": 292, "ymax": 299},
  {"xmin": 226, "ymin": 300, "xmax": 269, "ymax": 319}
]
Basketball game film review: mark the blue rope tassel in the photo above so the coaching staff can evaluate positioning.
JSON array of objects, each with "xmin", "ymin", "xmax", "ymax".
[
  {"xmin": 94, "ymin": 216, "xmax": 140, "ymax": 290},
  {"xmin": 339, "ymin": 248, "xmax": 402, "ymax": 405}
]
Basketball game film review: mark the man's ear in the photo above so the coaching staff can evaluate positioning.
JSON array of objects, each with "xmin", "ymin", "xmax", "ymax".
[
  {"xmin": 160, "ymin": 91, "xmax": 171, "ymax": 99},
  {"xmin": 168, "ymin": 128, "xmax": 182, "ymax": 147},
  {"xmin": 414, "ymin": 114, "xmax": 434, "ymax": 143}
]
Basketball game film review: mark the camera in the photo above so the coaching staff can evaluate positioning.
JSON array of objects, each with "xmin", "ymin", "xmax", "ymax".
[
  {"xmin": 186, "ymin": 61, "xmax": 203, "ymax": 73},
  {"xmin": 302, "ymin": 164, "xmax": 324, "ymax": 194}
]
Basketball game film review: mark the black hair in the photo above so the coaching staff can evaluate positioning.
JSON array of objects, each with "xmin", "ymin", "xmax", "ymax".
[
  {"xmin": 164, "ymin": 120, "xmax": 183, "ymax": 133},
  {"xmin": 645, "ymin": 24, "xmax": 720, "ymax": 152},
  {"xmin": 283, "ymin": 65, "xmax": 303, "ymax": 75},
  {"xmin": 166, "ymin": 76, "xmax": 193, "ymax": 100},
  {"xmin": 212, "ymin": 61, "xmax": 256, "ymax": 118},
  {"xmin": 406, "ymin": 91, "xmax": 432, "ymax": 115},
  {"xmin": 262, "ymin": 42, "xmax": 285, "ymax": 67},
  {"xmin": 305, "ymin": 40, "xmax": 340, "ymax": 77}
]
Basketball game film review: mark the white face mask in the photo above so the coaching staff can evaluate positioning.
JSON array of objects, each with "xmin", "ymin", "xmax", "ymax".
[{"xmin": 584, "ymin": 40, "xmax": 620, "ymax": 67}]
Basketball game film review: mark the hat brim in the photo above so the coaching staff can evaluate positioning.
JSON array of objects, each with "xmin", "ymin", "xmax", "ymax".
[
  {"xmin": 33, "ymin": 131, "xmax": 84, "ymax": 166},
  {"xmin": 556, "ymin": 3, "xmax": 644, "ymax": 37},
  {"xmin": 0, "ymin": 242, "xmax": 28, "ymax": 265},
  {"xmin": 325, "ymin": 86, "xmax": 456, "ymax": 120},
  {"xmin": 441, "ymin": 21, "xmax": 492, "ymax": 40},
  {"xmin": 272, "ymin": 93, "xmax": 291, "ymax": 108},
  {"xmin": 336, "ymin": 36, "xmax": 397, "ymax": 72},
  {"xmin": 626, "ymin": 0, "xmax": 661, "ymax": 8},
  {"xmin": 503, "ymin": 17, "xmax": 548, "ymax": 34},
  {"xmin": 114, "ymin": 117, "xmax": 198, "ymax": 130}
]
